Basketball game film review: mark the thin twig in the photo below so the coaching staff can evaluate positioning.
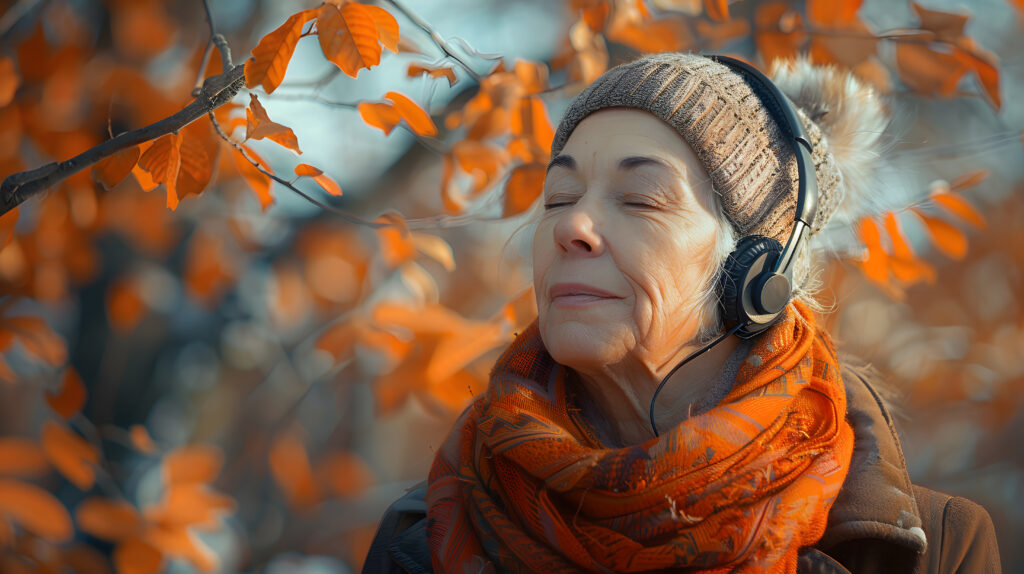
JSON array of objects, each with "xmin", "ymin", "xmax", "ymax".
[
  {"xmin": 194, "ymin": 0, "xmax": 233, "ymax": 96},
  {"xmin": 208, "ymin": 111, "xmax": 394, "ymax": 228},
  {"xmin": 0, "ymin": 0, "xmax": 48, "ymax": 45},
  {"xmin": 0, "ymin": 64, "xmax": 246, "ymax": 216},
  {"xmin": 382, "ymin": 0, "xmax": 485, "ymax": 82},
  {"xmin": 264, "ymin": 92, "xmax": 447, "ymax": 155},
  {"xmin": 192, "ymin": 41, "xmax": 216, "ymax": 97}
]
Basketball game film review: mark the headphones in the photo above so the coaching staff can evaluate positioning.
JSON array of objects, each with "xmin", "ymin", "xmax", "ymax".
[
  {"xmin": 709, "ymin": 53, "xmax": 820, "ymax": 340},
  {"xmin": 649, "ymin": 53, "xmax": 820, "ymax": 435}
]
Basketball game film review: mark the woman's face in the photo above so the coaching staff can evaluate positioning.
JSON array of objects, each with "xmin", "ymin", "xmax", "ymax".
[{"xmin": 532, "ymin": 107, "xmax": 722, "ymax": 374}]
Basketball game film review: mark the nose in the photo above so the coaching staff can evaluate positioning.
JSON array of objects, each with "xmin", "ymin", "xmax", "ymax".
[{"xmin": 552, "ymin": 203, "xmax": 604, "ymax": 257}]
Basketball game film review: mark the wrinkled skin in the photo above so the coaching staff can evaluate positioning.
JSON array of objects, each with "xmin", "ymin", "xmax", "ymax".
[{"xmin": 532, "ymin": 107, "xmax": 740, "ymax": 445}]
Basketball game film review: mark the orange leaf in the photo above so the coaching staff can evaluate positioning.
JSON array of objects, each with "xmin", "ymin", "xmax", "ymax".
[
  {"xmin": 606, "ymin": 6, "xmax": 691, "ymax": 53},
  {"xmin": 140, "ymin": 523, "xmax": 216, "ymax": 573},
  {"xmin": 358, "ymin": 101, "xmax": 402, "ymax": 135},
  {"xmin": 953, "ymin": 40, "xmax": 1000, "ymax": 109},
  {"xmin": 453, "ymin": 140, "xmax": 509, "ymax": 196},
  {"xmin": 317, "ymin": 321, "xmax": 360, "ymax": 362},
  {"xmin": 363, "ymin": 4, "xmax": 400, "ymax": 53},
  {"xmin": 61, "ymin": 543, "xmax": 113, "ymax": 574},
  {"xmin": 269, "ymin": 429, "xmax": 319, "ymax": 509},
  {"xmin": 513, "ymin": 60, "xmax": 549, "ymax": 95},
  {"xmin": 882, "ymin": 212, "xmax": 936, "ymax": 284},
  {"xmin": 376, "ymin": 226, "xmax": 416, "ymax": 268},
  {"xmin": 92, "ymin": 146, "xmax": 141, "ymax": 190},
  {"xmin": 176, "ymin": 119, "xmax": 221, "ymax": 201},
  {"xmin": 46, "ymin": 368, "xmax": 87, "ymax": 419},
  {"xmin": 317, "ymin": 2, "xmax": 382, "ymax": 78},
  {"xmin": 806, "ymin": 0, "xmax": 862, "ymax": 25},
  {"xmin": 0, "ymin": 478, "xmax": 73, "ymax": 542},
  {"xmin": 107, "ymin": 274, "xmax": 146, "ymax": 333},
  {"xmin": 440, "ymin": 153, "xmax": 463, "ymax": 214},
  {"xmin": 295, "ymin": 164, "xmax": 342, "ymax": 196},
  {"xmin": 407, "ymin": 63, "xmax": 456, "ymax": 87},
  {"xmin": 75, "ymin": 497, "xmax": 141, "ymax": 541},
  {"xmin": 504, "ymin": 163, "xmax": 545, "ymax": 217},
  {"xmin": 581, "ymin": 1, "xmax": 611, "ymax": 31},
  {"xmin": 148, "ymin": 483, "xmax": 235, "ymax": 529},
  {"xmin": 429, "ymin": 321, "xmax": 506, "ymax": 384},
  {"xmin": 245, "ymin": 93, "xmax": 302, "ymax": 154},
  {"xmin": 895, "ymin": 42, "xmax": 967, "ymax": 98},
  {"xmin": 234, "ymin": 145, "xmax": 275, "ymax": 211},
  {"xmin": 137, "ymin": 132, "xmax": 183, "ymax": 209},
  {"xmin": 510, "ymin": 97, "xmax": 554, "ymax": 158},
  {"xmin": 911, "ymin": 1, "xmax": 968, "ymax": 41},
  {"xmin": 949, "ymin": 169, "xmax": 988, "ymax": 191},
  {"xmin": 317, "ymin": 451, "xmax": 375, "ymax": 498},
  {"xmin": 245, "ymin": 8, "xmax": 318, "ymax": 94},
  {"xmin": 1, "ymin": 316, "xmax": 66, "ymax": 366},
  {"xmin": 130, "ymin": 425, "xmax": 158, "ymax": 455},
  {"xmin": 131, "ymin": 141, "xmax": 159, "ymax": 192},
  {"xmin": 914, "ymin": 209, "xmax": 968, "ymax": 259},
  {"xmin": 372, "ymin": 302, "xmax": 463, "ymax": 336},
  {"xmin": 385, "ymin": 91, "xmax": 437, "ymax": 137},
  {"xmin": 0, "ymin": 57, "xmax": 18, "ymax": 107},
  {"xmin": 754, "ymin": 2, "xmax": 805, "ymax": 66},
  {"xmin": 0, "ymin": 206, "xmax": 18, "ymax": 250},
  {"xmin": 0, "ymin": 438, "xmax": 48, "ymax": 477},
  {"xmin": 184, "ymin": 228, "xmax": 238, "ymax": 307},
  {"xmin": 931, "ymin": 193, "xmax": 985, "ymax": 229},
  {"xmin": 114, "ymin": 538, "xmax": 163, "ymax": 574},
  {"xmin": 411, "ymin": 233, "xmax": 455, "ymax": 271},
  {"xmin": 856, "ymin": 217, "xmax": 889, "ymax": 285},
  {"xmin": 163, "ymin": 445, "xmax": 223, "ymax": 485},
  {"xmin": 704, "ymin": 0, "xmax": 730, "ymax": 21},
  {"xmin": 41, "ymin": 420, "xmax": 98, "ymax": 491}
]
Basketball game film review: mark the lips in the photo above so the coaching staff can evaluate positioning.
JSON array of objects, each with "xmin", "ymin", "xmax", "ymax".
[{"xmin": 549, "ymin": 283, "xmax": 622, "ymax": 307}]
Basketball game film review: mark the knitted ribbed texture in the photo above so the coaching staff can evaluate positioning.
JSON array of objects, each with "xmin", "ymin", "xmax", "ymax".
[{"xmin": 549, "ymin": 52, "xmax": 843, "ymax": 244}]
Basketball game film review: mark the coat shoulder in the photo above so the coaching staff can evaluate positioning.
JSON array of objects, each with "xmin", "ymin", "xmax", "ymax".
[
  {"xmin": 363, "ymin": 480, "xmax": 431, "ymax": 574},
  {"xmin": 912, "ymin": 484, "xmax": 1001, "ymax": 574}
]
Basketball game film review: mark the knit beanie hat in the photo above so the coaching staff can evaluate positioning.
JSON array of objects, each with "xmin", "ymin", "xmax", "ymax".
[{"xmin": 549, "ymin": 52, "xmax": 890, "ymax": 254}]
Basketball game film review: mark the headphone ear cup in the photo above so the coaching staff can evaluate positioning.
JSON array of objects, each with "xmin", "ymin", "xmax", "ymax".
[{"xmin": 719, "ymin": 235, "xmax": 784, "ymax": 331}]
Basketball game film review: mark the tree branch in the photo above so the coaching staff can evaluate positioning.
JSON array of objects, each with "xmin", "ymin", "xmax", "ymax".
[
  {"xmin": 208, "ymin": 111, "xmax": 395, "ymax": 229},
  {"xmin": 265, "ymin": 92, "xmax": 447, "ymax": 155},
  {"xmin": 382, "ymin": 0, "xmax": 485, "ymax": 82},
  {"xmin": 0, "ymin": 64, "xmax": 246, "ymax": 217}
]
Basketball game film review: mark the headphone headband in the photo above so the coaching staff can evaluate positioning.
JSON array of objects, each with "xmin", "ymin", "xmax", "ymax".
[{"xmin": 705, "ymin": 54, "xmax": 819, "ymax": 283}]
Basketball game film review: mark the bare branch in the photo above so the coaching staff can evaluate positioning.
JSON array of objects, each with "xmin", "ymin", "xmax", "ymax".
[
  {"xmin": 194, "ymin": 0, "xmax": 233, "ymax": 96},
  {"xmin": 382, "ymin": 0, "xmax": 485, "ymax": 82},
  {"xmin": 0, "ymin": 64, "xmax": 246, "ymax": 217},
  {"xmin": 265, "ymin": 92, "xmax": 447, "ymax": 155},
  {"xmin": 0, "ymin": 0, "xmax": 48, "ymax": 45},
  {"xmin": 207, "ymin": 111, "xmax": 395, "ymax": 229}
]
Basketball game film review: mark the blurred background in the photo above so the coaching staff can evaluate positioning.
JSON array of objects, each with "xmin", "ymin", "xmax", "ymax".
[{"xmin": 1, "ymin": 0, "xmax": 1023, "ymax": 571}]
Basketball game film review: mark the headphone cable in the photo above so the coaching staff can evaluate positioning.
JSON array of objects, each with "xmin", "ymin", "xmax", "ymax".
[{"xmin": 649, "ymin": 321, "xmax": 748, "ymax": 437}]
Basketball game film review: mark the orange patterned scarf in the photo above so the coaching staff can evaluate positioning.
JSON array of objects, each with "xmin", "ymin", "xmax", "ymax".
[{"xmin": 426, "ymin": 301, "xmax": 854, "ymax": 573}]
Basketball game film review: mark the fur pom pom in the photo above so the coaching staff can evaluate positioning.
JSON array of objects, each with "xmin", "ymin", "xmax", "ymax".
[{"xmin": 768, "ymin": 55, "xmax": 892, "ymax": 227}]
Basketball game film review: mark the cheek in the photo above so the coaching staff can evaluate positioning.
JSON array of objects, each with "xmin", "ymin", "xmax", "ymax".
[
  {"xmin": 531, "ymin": 221, "xmax": 555, "ymax": 300},
  {"xmin": 531, "ymin": 222, "xmax": 549, "ymax": 268},
  {"xmin": 623, "ymin": 219, "xmax": 718, "ymax": 324}
]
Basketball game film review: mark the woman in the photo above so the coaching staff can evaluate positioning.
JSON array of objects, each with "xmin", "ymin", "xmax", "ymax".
[{"xmin": 364, "ymin": 52, "xmax": 1000, "ymax": 573}]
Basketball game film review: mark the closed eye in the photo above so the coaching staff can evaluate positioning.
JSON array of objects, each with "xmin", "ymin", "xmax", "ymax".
[{"xmin": 543, "ymin": 202, "xmax": 573, "ymax": 210}]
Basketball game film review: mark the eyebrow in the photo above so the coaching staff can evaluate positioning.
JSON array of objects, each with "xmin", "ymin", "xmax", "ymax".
[{"xmin": 545, "ymin": 154, "xmax": 678, "ymax": 176}]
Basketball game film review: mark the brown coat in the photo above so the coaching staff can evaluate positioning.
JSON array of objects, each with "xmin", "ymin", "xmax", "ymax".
[{"xmin": 364, "ymin": 361, "xmax": 1001, "ymax": 574}]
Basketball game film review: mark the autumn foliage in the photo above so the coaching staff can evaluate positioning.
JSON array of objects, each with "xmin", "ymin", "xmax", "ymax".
[{"xmin": 1, "ymin": 0, "xmax": 1023, "ymax": 571}]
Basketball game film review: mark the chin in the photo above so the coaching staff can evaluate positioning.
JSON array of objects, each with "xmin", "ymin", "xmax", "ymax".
[{"xmin": 540, "ymin": 319, "xmax": 625, "ymax": 370}]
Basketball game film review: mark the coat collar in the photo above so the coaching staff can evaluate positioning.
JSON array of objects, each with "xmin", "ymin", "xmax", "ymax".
[{"xmin": 817, "ymin": 355, "xmax": 928, "ymax": 555}]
